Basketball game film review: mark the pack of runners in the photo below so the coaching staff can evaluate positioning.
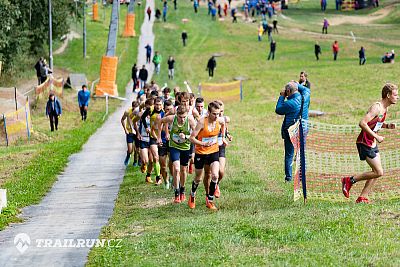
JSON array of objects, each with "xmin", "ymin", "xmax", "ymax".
[{"xmin": 121, "ymin": 82, "xmax": 233, "ymax": 211}]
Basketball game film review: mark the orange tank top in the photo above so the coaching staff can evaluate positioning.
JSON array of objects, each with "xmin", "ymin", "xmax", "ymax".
[{"xmin": 195, "ymin": 117, "xmax": 221, "ymax": 155}]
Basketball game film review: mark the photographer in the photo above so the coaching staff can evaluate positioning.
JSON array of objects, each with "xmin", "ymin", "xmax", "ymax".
[{"xmin": 275, "ymin": 81, "xmax": 310, "ymax": 182}]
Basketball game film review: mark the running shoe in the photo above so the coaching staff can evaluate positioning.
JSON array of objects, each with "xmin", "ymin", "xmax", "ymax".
[
  {"xmin": 174, "ymin": 195, "xmax": 181, "ymax": 203},
  {"xmin": 356, "ymin": 196, "xmax": 370, "ymax": 204},
  {"xmin": 180, "ymin": 193, "xmax": 186, "ymax": 202},
  {"xmin": 145, "ymin": 175, "xmax": 153, "ymax": 184},
  {"xmin": 132, "ymin": 162, "xmax": 138, "ymax": 167},
  {"xmin": 205, "ymin": 198, "xmax": 218, "ymax": 211},
  {"xmin": 140, "ymin": 163, "xmax": 147, "ymax": 173},
  {"xmin": 188, "ymin": 195, "xmax": 196, "ymax": 209},
  {"xmin": 123, "ymin": 155, "xmax": 130, "ymax": 166},
  {"xmin": 341, "ymin": 177, "xmax": 352, "ymax": 198},
  {"xmin": 214, "ymin": 184, "xmax": 220, "ymax": 198},
  {"xmin": 155, "ymin": 178, "xmax": 162, "ymax": 186}
]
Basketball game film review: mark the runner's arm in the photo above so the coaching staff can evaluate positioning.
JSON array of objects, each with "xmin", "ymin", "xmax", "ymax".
[
  {"xmin": 189, "ymin": 119, "xmax": 205, "ymax": 146},
  {"xmin": 121, "ymin": 112, "xmax": 128, "ymax": 134}
]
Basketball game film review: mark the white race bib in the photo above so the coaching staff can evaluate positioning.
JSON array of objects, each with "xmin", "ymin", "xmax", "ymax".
[
  {"xmin": 141, "ymin": 135, "xmax": 150, "ymax": 143},
  {"xmin": 217, "ymin": 136, "xmax": 223, "ymax": 146},
  {"xmin": 373, "ymin": 121, "xmax": 383, "ymax": 132},
  {"xmin": 202, "ymin": 136, "xmax": 217, "ymax": 145},
  {"xmin": 172, "ymin": 133, "xmax": 185, "ymax": 144}
]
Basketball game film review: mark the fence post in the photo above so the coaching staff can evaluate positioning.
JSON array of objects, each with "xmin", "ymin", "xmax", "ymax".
[
  {"xmin": 3, "ymin": 114, "xmax": 8, "ymax": 146},
  {"xmin": 25, "ymin": 100, "xmax": 31, "ymax": 140},
  {"xmin": 105, "ymin": 94, "xmax": 109, "ymax": 115},
  {"xmin": 240, "ymin": 80, "xmax": 243, "ymax": 101}
]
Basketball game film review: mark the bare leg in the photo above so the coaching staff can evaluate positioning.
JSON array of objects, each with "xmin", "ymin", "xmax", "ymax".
[{"xmin": 354, "ymin": 153, "xmax": 383, "ymax": 198}]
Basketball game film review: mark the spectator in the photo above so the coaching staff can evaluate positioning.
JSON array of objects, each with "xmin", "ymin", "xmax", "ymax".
[
  {"xmin": 223, "ymin": 2, "xmax": 228, "ymax": 16},
  {"xmin": 40, "ymin": 59, "xmax": 52, "ymax": 84},
  {"xmin": 299, "ymin": 71, "xmax": 311, "ymax": 89},
  {"xmin": 206, "ymin": 56, "xmax": 217, "ymax": 79},
  {"xmin": 155, "ymin": 8, "xmax": 161, "ymax": 21},
  {"xmin": 162, "ymin": 2, "xmax": 168, "ymax": 22},
  {"xmin": 34, "ymin": 57, "xmax": 44, "ymax": 85},
  {"xmin": 315, "ymin": 41, "xmax": 322, "ymax": 60},
  {"xmin": 145, "ymin": 44, "xmax": 152, "ymax": 63},
  {"xmin": 78, "ymin": 85, "xmax": 90, "ymax": 121},
  {"xmin": 382, "ymin": 50, "xmax": 395, "ymax": 63},
  {"xmin": 268, "ymin": 40, "xmax": 276, "ymax": 60},
  {"xmin": 131, "ymin": 63, "xmax": 138, "ymax": 91},
  {"xmin": 173, "ymin": 0, "xmax": 177, "ymax": 10},
  {"xmin": 258, "ymin": 24, "xmax": 263, "ymax": 41},
  {"xmin": 359, "ymin": 46, "xmax": 366, "ymax": 65},
  {"xmin": 182, "ymin": 31, "xmax": 188, "ymax": 46},
  {"xmin": 275, "ymin": 81, "xmax": 311, "ymax": 182},
  {"xmin": 332, "ymin": 40, "xmax": 339, "ymax": 61},
  {"xmin": 147, "ymin": 6, "xmax": 152, "ymax": 21},
  {"xmin": 322, "ymin": 18, "xmax": 329, "ymax": 34},
  {"xmin": 193, "ymin": 0, "xmax": 199, "ymax": 13},
  {"xmin": 167, "ymin": 56, "xmax": 175, "ymax": 80},
  {"xmin": 46, "ymin": 92, "xmax": 62, "ymax": 131},
  {"xmin": 211, "ymin": 6, "xmax": 217, "ymax": 20},
  {"xmin": 321, "ymin": 0, "xmax": 327, "ymax": 11},
  {"xmin": 231, "ymin": 8, "xmax": 237, "ymax": 23},
  {"xmin": 152, "ymin": 51, "xmax": 162, "ymax": 75},
  {"xmin": 272, "ymin": 14, "xmax": 278, "ymax": 34},
  {"xmin": 139, "ymin": 65, "xmax": 148, "ymax": 88}
]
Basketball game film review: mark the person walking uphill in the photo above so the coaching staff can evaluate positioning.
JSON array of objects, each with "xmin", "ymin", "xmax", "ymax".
[
  {"xmin": 268, "ymin": 40, "xmax": 276, "ymax": 60},
  {"xmin": 145, "ymin": 44, "xmax": 152, "ymax": 64},
  {"xmin": 46, "ymin": 92, "xmax": 62, "ymax": 131},
  {"xmin": 315, "ymin": 42, "xmax": 321, "ymax": 60},
  {"xmin": 206, "ymin": 56, "xmax": 217, "ymax": 79},
  {"xmin": 78, "ymin": 85, "xmax": 90, "ymax": 121},
  {"xmin": 359, "ymin": 46, "xmax": 366, "ymax": 65},
  {"xmin": 152, "ymin": 51, "xmax": 162, "ymax": 75},
  {"xmin": 147, "ymin": 6, "xmax": 152, "ymax": 21},
  {"xmin": 182, "ymin": 31, "xmax": 188, "ymax": 47},
  {"xmin": 332, "ymin": 40, "xmax": 339, "ymax": 61},
  {"xmin": 322, "ymin": 18, "xmax": 329, "ymax": 34},
  {"xmin": 275, "ymin": 81, "xmax": 311, "ymax": 182}
]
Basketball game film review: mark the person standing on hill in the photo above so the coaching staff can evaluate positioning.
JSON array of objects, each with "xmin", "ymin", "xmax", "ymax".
[
  {"xmin": 272, "ymin": 13, "xmax": 278, "ymax": 34},
  {"xmin": 139, "ymin": 65, "xmax": 148, "ymax": 89},
  {"xmin": 147, "ymin": 6, "xmax": 152, "ymax": 21},
  {"xmin": 181, "ymin": 31, "xmax": 188, "ymax": 46},
  {"xmin": 342, "ymin": 83, "xmax": 398, "ymax": 203},
  {"xmin": 321, "ymin": 0, "xmax": 327, "ymax": 11},
  {"xmin": 78, "ymin": 85, "xmax": 90, "ymax": 121},
  {"xmin": 145, "ymin": 44, "xmax": 152, "ymax": 63},
  {"xmin": 299, "ymin": 71, "xmax": 311, "ymax": 89},
  {"xmin": 268, "ymin": 40, "xmax": 276, "ymax": 60},
  {"xmin": 332, "ymin": 40, "xmax": 339, "ymax": 61},
  {"xmin": 322, "ymin": 18, "xmax": 329, "ymax": 34},
  {"xmin": 132, "ymin": 63, "xmax": 138, "ymax": 91},
  {"xmin": 34, "ymin": 57, "xmax": 44, "ymax": 85},
  {"xmin": 359, "ymin": 46, "xmax": 366, "ymax": 65},
  {"xmin": 152, "ymin": 51, "xmax": 162, "ymax": 75},
  {"xmin": 162, "ymin": 1, "xmax": 168, "ymax": 22},
  {"xmin": 46, "ymin": 92, "xmax": 62, "ymax": 131},
  {"xmin": 315, "ymin": 42, "xmax": 322, "ymax": 60},
  {"xmin": 206, "ymin": 56, "xmax": 217, "ymax": 79},
  {"xmin": 167, "ymin": 56, "xmax": 175, "ymax": 80}
]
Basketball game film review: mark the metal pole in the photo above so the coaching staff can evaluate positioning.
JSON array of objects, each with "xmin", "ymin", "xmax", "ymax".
[
  {"xmin": 83, "ymin": 1, "xmax": 87, "ymax": 58},
  {"xmin": 48, "ymin": 0, "xmax": 53, "ymax": 69}
]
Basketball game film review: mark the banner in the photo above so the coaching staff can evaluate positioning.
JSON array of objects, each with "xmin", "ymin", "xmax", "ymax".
[{"xmin": 199, "ymin": 81, "xmax": 242, "ymax": 103}]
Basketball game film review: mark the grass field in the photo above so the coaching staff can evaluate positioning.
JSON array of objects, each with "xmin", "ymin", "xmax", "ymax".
[
  {"xmin": 86, "ymin": 0, "xmax": 400, "ymax": 266},
  {"xmin": 0, "ymin": 4, "xmax": 139, "ymax": 230}
]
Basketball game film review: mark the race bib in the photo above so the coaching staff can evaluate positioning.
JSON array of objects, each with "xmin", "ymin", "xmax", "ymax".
[
  {"xmin": 373, "ymin": 121, "xmax": 383, "ymax": 132},
  {"xmin": 202, "ymin": 136, "xmax": 217, "ymax": 145},
  {"xmin": 172, "ymin": 133, "xmax": 185, "ymax": 144},
  {"xmin": 141, "ymin": 135, "xmax": 150, "ymax": 143},
  {"xmin": 217, "ymin": 136, "xmax": 223, "ymax": 146}
]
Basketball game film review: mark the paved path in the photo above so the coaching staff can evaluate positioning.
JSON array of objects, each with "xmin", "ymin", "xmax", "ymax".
[{"xmin": 0, "ymin": 0, "xmax": 155, "ymax": 266}]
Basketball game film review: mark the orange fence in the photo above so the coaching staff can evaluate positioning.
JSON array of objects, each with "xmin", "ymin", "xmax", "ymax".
[
  {"xmin": 96, "ymin": 56, "xmax": 119, "ymax": 97},
  {"xmin": 35, "ymin": 76, "xmax": 64, "ymax": 99},
  {"xmin": 93, "ymin": 2, "xmax": 99, "ymax": 21},
  {"xmin": 123, "ymin": 13, "xmax": 136, "ymax": 37}
]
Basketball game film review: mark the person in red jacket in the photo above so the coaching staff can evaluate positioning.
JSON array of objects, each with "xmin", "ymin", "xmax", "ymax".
[
  {"xmin": 332, "ymin": 40, "xmax": 339, "ymax": 61},
  {"xmin": 146, "ymin": 6, "xmax": 152, "ymax": 21}
]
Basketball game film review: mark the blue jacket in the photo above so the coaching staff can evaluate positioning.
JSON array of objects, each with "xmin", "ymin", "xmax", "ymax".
[
  {"xmin": 46, "ymin": 98, "xmax": 62, "ymax": 116},
  {"xmin": 275, "ymin": 84, "xmax": 311, "ymax": 138},
  {"xmin": 78, "ymin": 90, "xmax": 90, "ymax": 107}
]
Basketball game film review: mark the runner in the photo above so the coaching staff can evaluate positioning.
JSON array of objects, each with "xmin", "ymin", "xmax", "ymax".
[
  {"xmin": 203, "ymin": 100, "xmax": 232, "ymax": 198},
  {"xmin": 121, "ymin": 101, "xmax": 141, "ymax": 167},
  {"xmin": 195, "ymin": 97, "xmax": 208, "ymax": 118},
  {"xmin": 188, "ymin": 101, "xmax": 226, "ymax": 210},
  {"xmin": 342, "ymin": 83, "xmax": 398, "ymax": 203},
  {"xmin": 141, "ymin": 97, "xmax": 163, "ymax": 185},
  {"xmin": 134, "ymin": 98, "xmax": 154, "ymax": 183},
  {"xmin": 157, "ymin": 105, "xmax": 196, "ymax": 203}
]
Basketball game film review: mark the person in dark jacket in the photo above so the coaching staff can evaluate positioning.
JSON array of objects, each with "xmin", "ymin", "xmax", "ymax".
[
  {"xmin": 299, "ymin": 71, "xmax": 311, "ymax": 89},
  {"xmin": 182, "ymin": 31, "xmax": 188, "ymax": 47},
  {"xmin": 359, "ymin": 46, "xmax": 366, "ymax": 65},
  {"xmin": 268, "ymin": 40, "xmax": 276, "ymax": 60},
  {"xmin": 145, "ymin": 44, "xmax": 152, "ymax": 63},
  {"xmin": 132, "ymin": 63, "xmax": 138, "ymax": 91},
  {"xmin": 34, "ymin": 57, "xmax": 44, "ymax": 85},
  {"xmin": 138, "ymin": 65, "xmax": 148, "ymax": 88},
  {"xmin": 275, "ymin": 81, "xmax": 311, "ymax": 182},
  {"xmin": 206, "ymin": 56, "xmax": 217, "ymax": 78},
  {"xmin": 315, "ymin": 42, "xmax": 321, "ymax": 60},
  {"xmin": 46, "ymin": 92, "xmax": 62, "ymax": 131}
]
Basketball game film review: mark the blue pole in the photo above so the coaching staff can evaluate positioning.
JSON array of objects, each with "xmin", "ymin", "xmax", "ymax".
[{"xmin": 299, "ymin": 119, "xmax": 307, "ymax": 203}]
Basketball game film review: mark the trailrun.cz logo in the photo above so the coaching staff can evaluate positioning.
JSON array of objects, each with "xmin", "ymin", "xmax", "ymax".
[{"xmin": 14, "ymin": 233, "xmax": 122, "ymax": 254}]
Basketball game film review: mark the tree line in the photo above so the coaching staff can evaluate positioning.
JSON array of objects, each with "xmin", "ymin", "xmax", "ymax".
[{"xmin": 0, "ymin": 0, "xmax": 81, "ymax": 75}]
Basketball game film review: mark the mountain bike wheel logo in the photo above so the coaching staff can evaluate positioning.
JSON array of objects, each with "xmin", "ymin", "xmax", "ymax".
[{"xmin": 14, "ymin": 233, "xmax": 31, "ymax": 254}]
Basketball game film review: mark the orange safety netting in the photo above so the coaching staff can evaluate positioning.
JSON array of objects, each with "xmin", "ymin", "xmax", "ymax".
[
  {"xmin": 123, "ymin": 13, "xmax": 136, "ymax": 37},
  {"xmin": 93, "ymin": 2, "xmax": 99, "ymax": 21},
  {"xmin": 35, "ymin": 76, "xmax": 64, "ymax": 99},
  {"xmin": 96, "ymin": 56, "xmax": 118, "ymax": 97},
  {"xmin": 304, "ymin": 120, "xmax": 400, "ymax": 200}
]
